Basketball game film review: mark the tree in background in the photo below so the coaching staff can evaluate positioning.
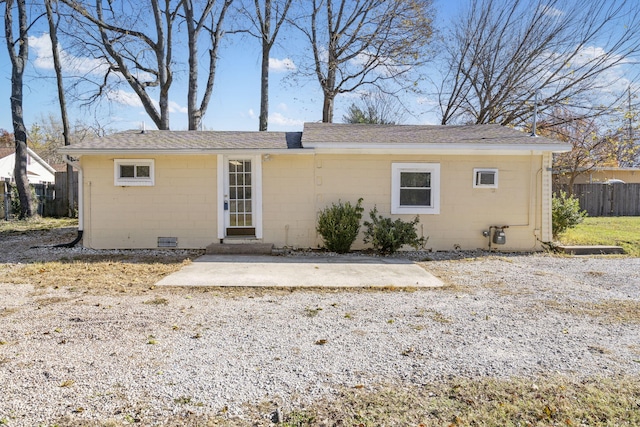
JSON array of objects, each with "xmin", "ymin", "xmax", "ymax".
[
  {"xmin": 542, "ymin": 108, "xmax": 618, "ymax": 193},
  {"xmin": 4, "ymin": 0, "xmax": 33, "ymax": 218},
  {"xmin": 45, "ymin": 0, "xmax": 76, "ymax": 216},
  {"xmin": 61, "ymin": 0, "xmax": 235, "ymax": 131},
  {"xmin": 437, "ymin": 0, "xmax": 640, "ymax": 128},
  {"xmin": 237, "ymin": 0, "xmax": 293, "ymax": 131},
  {"xmin": 28, "ymin": 115, "xmax": 102, "ymax": 166},
  {"xmin": 183, "ymin": 0, "xmax": 234, "ymax": 131},
  {"xmin": 342, "ymin": 91, "xmax": 405, "ymax": 124},
  {"xmin": 291, "ymin": 0, "xmax": 434, "ymax": 123}
]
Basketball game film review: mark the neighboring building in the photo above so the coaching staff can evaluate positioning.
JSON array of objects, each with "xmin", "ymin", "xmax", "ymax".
[
  {"xmin": 555, "ymin": 167, "xmax": 640, "ymax": 185},
  {"xmin": 59, "ymin": 123, "xmax": 570, "ymax": 251},
  {"xmin": 0, "ymin": 146, "xmax": 56, "ymax": 184}
]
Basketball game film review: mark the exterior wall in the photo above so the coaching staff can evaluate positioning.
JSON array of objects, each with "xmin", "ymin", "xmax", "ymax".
[
  {"xmin": 81, "ymin": 155, "xmax": 217, "ymax": 249},
  {"xmin": 81, "ymin": 152, "xmax": 548, "ymax": 252},
  {"xmin": 312, "ymin": 154, "xmax": 545, "ymax": 252},
  {"xmin": 261, "ymin": 155, "xmax": 316, "ymax": 247}
]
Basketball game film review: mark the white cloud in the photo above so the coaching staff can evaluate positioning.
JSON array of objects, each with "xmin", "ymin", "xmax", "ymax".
[
  {"xmin": 29, "ymin": 33, "xmax": 111, "ymax": 76},
  {"xmin": 269, "ymin": 112, "xmax": 303, "ymax": 127},
  {"xmin": 108, "ymin": 89, "xmax": 144, "ymax": 107},
  {"xmin": 107, "ymin": 89, "xmax": 188, "ymax": 114},
  {"xmin": 539, "ymin": 5, "xmax": 564, "ymax": 17},
  {"xmin": 248, "ymin": 108, "xmax": 256, "ymax": 119},
  {"xmin": 168, "ymin": 101, "xmax": 188, "ymax": 114},
  {"xmin": 269, "ymin": 57, "xmax": 296, "ymax": 72}
]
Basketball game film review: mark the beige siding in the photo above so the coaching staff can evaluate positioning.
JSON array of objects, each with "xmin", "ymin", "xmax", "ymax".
[
  {"xmin": 81, "ymin": 152, "xmax": 549, "ymax": 251},
  {"xmin": 261, "ymin": 155, "xmax": 316, "ymax": 247},
  {"xmin": 313, "ymin": 154, "xmax": 545, "ymax": 251},
  {"xmin": 81, "ymin": 155, "xmax": 217, "ymax": 249}
]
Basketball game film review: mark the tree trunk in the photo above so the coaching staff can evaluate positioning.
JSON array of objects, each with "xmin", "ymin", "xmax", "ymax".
[
  {"xmin": 322, "ymin": 93, "xmax": 334, "ymax": 123},
  {"xmin": 5, "ymin": 0, "xmax": 33, "ymax": 218},
  {"xmin": 259, "ymin": 38, "xmax": 270, "ymax": 131},
  {"xmin": 45, "ymin": 0, "xmax": 75, "ymax": 217}
]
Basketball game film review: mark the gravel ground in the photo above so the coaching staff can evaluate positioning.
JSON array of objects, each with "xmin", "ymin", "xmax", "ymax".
[{"xmin": 0, "ymin": 230, "xmax": 639, "ymax": 425}]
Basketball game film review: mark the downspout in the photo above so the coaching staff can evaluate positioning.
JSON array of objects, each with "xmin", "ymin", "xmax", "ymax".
[{"xmin": 56, "ymin": 156, "xmax": 83, "ymax": 247}]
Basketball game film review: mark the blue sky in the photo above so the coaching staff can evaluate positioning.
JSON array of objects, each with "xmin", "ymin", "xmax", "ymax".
[
  {"xmin": 0, "ymin": 0, "xmax": 460, "ymax": 134},
  {"xmin": 2, "ymin": 0, "xmax": 632, "ymax": 134}
]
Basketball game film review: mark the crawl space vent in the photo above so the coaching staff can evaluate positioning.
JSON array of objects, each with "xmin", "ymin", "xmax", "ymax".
[{"xmin": 157, "ymin": 237, "xmax": 178, "ymax": 248}]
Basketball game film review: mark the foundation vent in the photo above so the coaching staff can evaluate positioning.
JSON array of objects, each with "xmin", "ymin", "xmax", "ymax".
[{"xmin": 158, "ymin": 237, "xmax": 178, "ymax": 248}]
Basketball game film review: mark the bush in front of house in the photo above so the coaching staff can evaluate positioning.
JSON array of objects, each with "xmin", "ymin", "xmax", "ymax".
[
  {"xmin": 552, "ymin": 191, "xmax": 587, "ymax": 238},
  {"xmin": 316, "ymin": 198, "xmax": 364, "ymax": 253},
  {"xmin": 363, "ymin": 206, "xmax": 425, "ymax": 254}
]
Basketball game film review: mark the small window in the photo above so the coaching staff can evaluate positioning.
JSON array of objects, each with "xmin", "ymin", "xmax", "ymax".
[
  {"xmin": 114, "ymin": 159, "xmax": 154, "ymax": 186},
  {"xmin": 392, "ymin": 163, "xmax": 440, "ymax": 214},
  {"xmin": 473, "ymin": 169, "xmax": 498, "ymax": 188}
]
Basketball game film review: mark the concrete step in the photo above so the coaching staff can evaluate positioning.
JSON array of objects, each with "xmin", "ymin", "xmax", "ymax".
[
  {"xmin": 206, "ymin": 242, "xmax": 274, "ymax": 255},
  {"xmin": 557, "ymin": 245, "xmax": 625, "ymax": 255}
]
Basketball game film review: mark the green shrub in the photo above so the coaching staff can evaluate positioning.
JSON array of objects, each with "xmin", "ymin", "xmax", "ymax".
[
  {"xmin": 316, "ymin": 198, "xmax": 364, "ymax": 253},
  {"xmin": 363, "ymin": 206, "xmax": 425, "ymax": 254},
  {"xmin": 552, "ymin": 191, "xmax": 587, "ymax": 238}
]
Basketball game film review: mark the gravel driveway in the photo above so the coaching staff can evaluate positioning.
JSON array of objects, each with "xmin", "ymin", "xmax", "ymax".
[{"xmin": 0, "ymin": 234, "xmax": 639, "ymax": 425}]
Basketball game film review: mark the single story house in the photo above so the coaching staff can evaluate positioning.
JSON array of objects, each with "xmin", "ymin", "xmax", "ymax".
[
  {"xmin": 0, "ymin": 146, "xmax": 56, "ymax": 184},
  {"xmin": 58, "ymin": 123, "xmax": 571, "ymax": 252}
]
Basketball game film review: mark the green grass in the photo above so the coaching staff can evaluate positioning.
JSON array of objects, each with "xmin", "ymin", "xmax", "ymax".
[
  {"xmin": 0, "ymin": 217, "xmax": 78, "ymax": 234},
  {"xmin": 558, "ymin": 216, "xmax": 640, "ymax": 257}
]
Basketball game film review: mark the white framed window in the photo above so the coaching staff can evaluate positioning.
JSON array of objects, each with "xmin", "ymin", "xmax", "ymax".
[
  {"xmin": 473, "ymin": 168, "xmax": 498, "ymax": 188},
  {"xmin": 114, "ymin": 159, "xmax": 155, "ymax": 186},
  {"xmin": 391, "ymin": 163, "xmax": 440, "ymax": 214}
]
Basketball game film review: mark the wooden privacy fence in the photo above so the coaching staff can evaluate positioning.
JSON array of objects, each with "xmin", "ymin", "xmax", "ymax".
[
  {"xmin": 0, "ymin": 171, "xmax": 78, "ymax": 219},
  {"xmin": 556, "ymin": 183, "xmax": 640, "ymax": 216}
]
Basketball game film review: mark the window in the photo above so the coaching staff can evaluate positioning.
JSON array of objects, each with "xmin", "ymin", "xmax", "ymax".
[
  {"xmin": 391, "ymin": 163, "xmax": 440, "ymax": 214},
  {"xmin": 473, "ymin": 168, "xmax": 498, "ymax": 188},
  {"xmin": 114, "ymin": 159, "xmax": 154, "ymax": 186}
]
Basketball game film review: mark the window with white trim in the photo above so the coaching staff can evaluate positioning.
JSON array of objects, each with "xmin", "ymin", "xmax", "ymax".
[
  {"xmin": 391, "ymin": 163, "xmax": 440, "ymax": 214},
  {"xmin": 114, "ymin": 159, "xmax": 155, "ymax": 186},
  {"xmin": 473, "ymin": 168, "xmax": 498, "ymax": 188}
]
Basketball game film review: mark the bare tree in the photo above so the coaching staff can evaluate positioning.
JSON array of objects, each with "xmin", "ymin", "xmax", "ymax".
[
  {"xmin": 183, "ymin": 0, "xmax": 234, "ymax": 130},
  {"xmin": 437, "ymin": 0, "xmax": 640, "ymax": 127},
  {"xmin": 236, "ymin": 0, "xmax": 293, "ymax": 130},
  {"xmin": 544, "ymin": 109, "xmax": 617, "ymax": 192},
  {"xmin": 45, "ymin": 0, "xmax": 76, "ymax": 216},
  {"xmin": 61, "ymin": 0, "xmax": 178, "ymax": 129},
  {"xmin": 291, "ymin": 0, "xmax": 434, "ymax": 123},
  {"xmin": 4, "ymin": 0, "xmax": 33, "ymax": 218}
]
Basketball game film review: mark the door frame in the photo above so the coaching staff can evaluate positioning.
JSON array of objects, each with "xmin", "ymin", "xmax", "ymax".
[{"xmin": 217, "ymin": 154, "xmax": 263, "ymax": 239}]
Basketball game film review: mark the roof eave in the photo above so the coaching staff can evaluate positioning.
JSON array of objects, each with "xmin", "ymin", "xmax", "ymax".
[
  {"xmin": 58, "ymin": 147, "xmax": 313, "ymax": 156},
  {"xmin": 305, "ymin": 142, "xmax": 572, "ymax": 154}
]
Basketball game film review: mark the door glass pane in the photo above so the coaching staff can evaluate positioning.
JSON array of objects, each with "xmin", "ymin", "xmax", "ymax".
[{"xmin": 228, "ymin": 159, "xmax": 253, "ymax": 227}]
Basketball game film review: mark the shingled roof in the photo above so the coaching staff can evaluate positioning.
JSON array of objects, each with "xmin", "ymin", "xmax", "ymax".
[
  {"xmin": 301, "ymin": 122, "xmax": 564, "ymax": 146},
  {"xmin": 59, "ymin": 123, "xmax": 570, "ymax": 155},
  {"xmin": 60, "ymin": 130, "xmax": 303, "ymax": 153}
]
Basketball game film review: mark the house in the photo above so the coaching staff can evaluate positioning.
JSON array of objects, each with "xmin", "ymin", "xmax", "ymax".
[
  {"xmin": 0, "ymin": 146, "xmax": 56, "ymax": 184},
  {"xmin": 58, "ymin": 123, "xmax": 571, "ymax": 251}
]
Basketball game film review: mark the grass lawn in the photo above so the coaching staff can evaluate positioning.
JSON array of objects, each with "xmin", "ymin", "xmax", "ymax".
[
  {"xmin": 558, "ymin": 216, "xmax": 640, "ymax": 257},
  {"xmin": 0, "ymin": 216, "xmax": 78, "ymax": 234}
]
